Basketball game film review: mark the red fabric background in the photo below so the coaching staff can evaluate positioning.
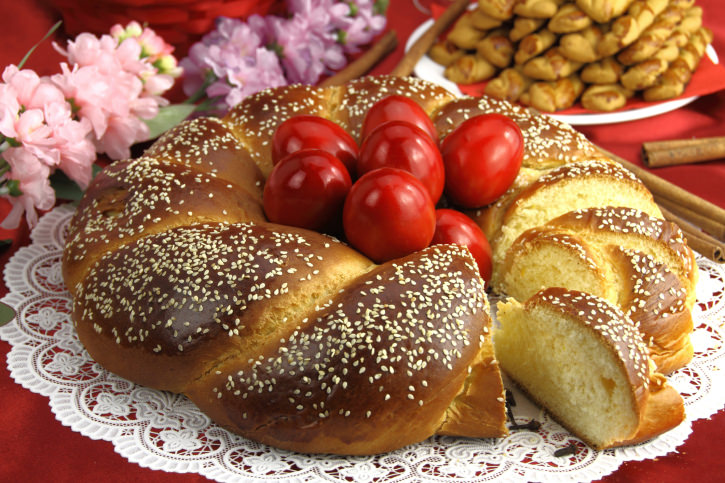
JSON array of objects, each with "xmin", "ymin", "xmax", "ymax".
[{"xmin": 1, "ymin": 1, "xmax": 724, "ymax": 481}]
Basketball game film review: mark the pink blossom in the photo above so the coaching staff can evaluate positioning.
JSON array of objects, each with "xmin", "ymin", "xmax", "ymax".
[
  {"xmin": 1, "ymin": 147, "xmax": 56, "ymax": 229},
  {"xmin": 1, "ymin": 65, "xmax": 95, "ymax": 175},
  {"xmin": 52, "ymin": 56, "xmax": 154, "ymax": 159},
  {"xmin": 53, "ymin": 25, "xmax": 177, "ymax": 159}
]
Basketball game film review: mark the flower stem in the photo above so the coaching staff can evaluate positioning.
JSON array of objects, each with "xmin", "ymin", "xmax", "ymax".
[
  {"xmin": 184, "ymin": 72, "xmax": 217, "ymax": 105},
  {"xmin": 18, "ymin": 20, "xmax": 63, "ymax": 69}
]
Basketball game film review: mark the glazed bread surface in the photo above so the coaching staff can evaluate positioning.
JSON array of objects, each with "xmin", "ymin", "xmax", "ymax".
[
  {"xmin": 64, "ymin": 76, "xmax": 509, "ymax": 455},
  {"xmin": 63, "ymin": 75, "xmax": 694, "ymax": 454}
]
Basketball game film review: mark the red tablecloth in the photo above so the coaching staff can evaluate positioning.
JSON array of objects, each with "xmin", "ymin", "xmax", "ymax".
[{"xmin": 1, "ymin": 1, "xmax": 724, "ymax": 481}]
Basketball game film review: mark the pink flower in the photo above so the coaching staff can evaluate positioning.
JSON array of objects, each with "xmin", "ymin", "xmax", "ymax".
[
  {"xmin": 111, "ymin": 21, "xmax": 181, "ymax": 78},
  {"xmin": 52, "ymin": 58, "xmax": 154, "ymax": 160},
  {"xmin": 1, "ymin": 65, "xmax": 95, "ymax": 175},
  {"xmin": 53, "ymin": 25, "xmax": 178, "ymax": 159},
  {"xmin": 1, "ymin": 147, "xmax": 56, "ymax": 229}
]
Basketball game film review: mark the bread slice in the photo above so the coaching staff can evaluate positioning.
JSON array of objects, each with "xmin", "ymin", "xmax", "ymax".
[
  {"xmin": 496, "ymin": 206, "xmax": 696, "ymax": 374},
  {"xmin": 471, "ymin": 160, "xmax": 663, "ymax": 289},
  {"xmin": 495, "ymin": 287, "xmax": 685, "ymax": 449},
  {"xmin": 499, "ymin": 225, "xmax": 693, "ymax": 373}
]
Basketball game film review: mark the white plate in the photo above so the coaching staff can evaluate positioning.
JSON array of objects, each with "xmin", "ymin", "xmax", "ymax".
[{"xmin": 406, "ymin": 18, "xmax": 719, "ymax": 126}]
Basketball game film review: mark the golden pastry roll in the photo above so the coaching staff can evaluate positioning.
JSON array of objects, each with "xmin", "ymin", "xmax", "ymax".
[
  {"xmin": 448, "ymin": 13, "xmax": 488, "ymax": 50},
  {"xmin": 669, "ymin": 0, "xmax": 695, "ymax": 7},
  {"xmin": 514, "ymin": 28, "xmax": 558, "ymax": 64},
  {"xmin": 471, "ymin": 8, "xmax": 506, "ymax": 30},
  {"xmin": 429, "ymin": 40, "xmax": 466, "ymax": 67},
  {"xmin": 520, "ymin": 74, "xmax": 584, "ymax": 111},
  {"xmin": 548, "ymin": 3, "xmax": 592, "ymax": 34},
  {"xmin": 444, "ymin": 54, "xmax": 497, "ymax": 83},
  {"xmin": 559, "ymin": 25, "xmax": 604, "ymax": 63},
  {"xmin": 620, "ymin": 58, "xmax": 669, "ymax": 90},
  {"xmin": 676, "ymin": 6, "xmax": 703, "ymax": 35},
  {"xmin": 575, "ymin": 0, "xmax": 637, "ymax": 23},
  {"xmin": 484, "ymin": 66, "xmax": 533, "ymax": 102},
  {"xmin": 598, "ymin": 0, "xmax": 669, "ymax": 58},
  {"xmin": 522, "ymin": 47, "xmax": 583, "ymax": 81},
  {"xmin": 509, "ymin": 16, "xmax": 546, "ymax": 42},
  {"xmin": 514, "ymin": 0, "xmax": 566, "ymax": 18},
  {"xmin": 478, "ymin": 0, "xmax": 518, "ymax": 20},
  {"xmin": 581, "ymin": 83, "xmax": 634, "ymax": 111},
  {"xmin": 652, "ymin": 40, "xmax": 682, "ymax": 63},
  {"xmin": 580, "ymin": 57, "xmax": 625, "ymax": 84},
  {"xmin": 477, "ymin": 28, "xmax": 515, "ymax": 68},
  {"xmin": 616, "ymin": 6, "xmax": 685, "ymax": 65}
]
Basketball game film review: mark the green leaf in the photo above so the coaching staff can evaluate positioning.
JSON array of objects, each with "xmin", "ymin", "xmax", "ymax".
[
  {"xmin": 50, "ymin": 164, "xmax": 102, "ymax": 202},
  {"xmin": 143, "ymin": 104, "xmax": 197, "ymax": 140},
  {"xmin": 18, "ymin": 20, "xmax": 63, "ymax": 69},
  {"xmin": 0, "ymin": 301, "xmax": 15, "ymax": 327},
  {"xmin": 374, "ymin": 0, "xmax": 389, "ymax": 15}
]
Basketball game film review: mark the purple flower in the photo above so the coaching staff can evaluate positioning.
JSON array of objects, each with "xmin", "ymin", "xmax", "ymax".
[
  {"xmin": 181, "ymin": 16, "xmax": 286, "ymax": 112},
  {"xmin": 334, "ymin": 0, "xmax": 387, "ymax": 53},
  {"xmin": 180, "ymin": 0, "xmax": 388, "ymax": 109}
]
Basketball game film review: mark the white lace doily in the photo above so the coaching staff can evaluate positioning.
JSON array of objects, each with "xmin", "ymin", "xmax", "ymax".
[{"xmin": 2, "ymin": 204, "xmax": 724, "ymax": 482}]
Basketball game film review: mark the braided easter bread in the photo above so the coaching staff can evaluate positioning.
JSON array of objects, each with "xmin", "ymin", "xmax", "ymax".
[{"xmin": 64, "ymin": 75, "xmax": 689, "ymax": 454}]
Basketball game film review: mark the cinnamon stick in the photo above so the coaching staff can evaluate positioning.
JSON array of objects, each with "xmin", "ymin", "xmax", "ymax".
[
  {"xmin": 642, "ymin": 136, "xmax": 725, "ymax": 168},
  {"xmin": 319, "ymin": 30, "xmax": 398, "ymax": 87},
  {"xmin": 659, "ymin": 205, "xmax": 725, "ymax": 263},
  {"xmin": 600, "ymin": 148, "xmax": 725, "ymax": 240},
  {"xmin": 654, "ymin": 194, "xmax": 725, "ymax": 241},
  {"xmin": 390, "ymin": 0, "xmax": 471, "ymax": 77}
]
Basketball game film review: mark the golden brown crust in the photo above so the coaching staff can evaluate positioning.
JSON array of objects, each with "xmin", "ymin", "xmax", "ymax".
[
  {"xmin": 432, "ymin": 95, "xmax": 608, "ymax": 169},
  {"xmin": 497, "ymin": 213, "xmax": 695, "ymax": 374},
  {"xmin": 581, "ymin": 83, "xmax": 633, "ymax": 111},
  {"xmin": 548, "ymin": 206, "xmax": 698, "ymax": 303},
  {"xmin": 64, "ymin": 76, "xmax": 512, "ymax": 455},
  {"xmin": 64, "ymin": 74, "xmax": 692, "ymax": 454},
  {"xmin": 181, "ymin": 245, "xmax": 507, "ymax": 454}
]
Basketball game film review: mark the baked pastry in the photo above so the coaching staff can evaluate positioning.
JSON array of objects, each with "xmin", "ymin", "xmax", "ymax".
[
  {"xmin": 580, "ymin": 57, "xmax": 625, "ymax": 84},
  {"xmin": 644, "ymin": 26, "xmax": 712, "ymax": 101},
  {"xmin": 522, "ymin": 47, "xmax": 584, "ymax": 81},
  {"xmin": 495, "ymin": 288, "xmax": 686, "ymax": 449},
  {"xmin": 598, "ymin": 0, "xmax": 669, "ymax": 58},
  {"xmin": 64, "ymin": 76, "xmax": 510, "ymax": 455},
  {"xmin": 497, "ymin": 207, "xmax": 696, "ymax": 374},
  {"xmin": 616, "ymin": 5, "xmax": 686, "ymax": 65},
  {"xmin": 478, "ymin": 0, "xmax": 518, "ymax": 20},
  {"xmin": 477, "ymin": 29, "xmax": 515, "ymax": 68},
  {"xmin": 445, "ymin": 54, "xmax": 498, "ymax": 83},
  {"xmin": 447, "ymin": 12, "xmax": 488, "ymax": 50},
  {"xmin": 620, "ymin": 58, "xmax": 669, "ymax": 90},
  {"xmin": 509, "ymin": 16, "xmax": 546, "ymax": 42},
  {"xmin": 514, "ymin": 0, "xmax": 565, "ymax": 18},
  {"xmin": 581, "ymin": 83, "xmax": 632, "ymax": 110},
  {"xmin": 514, "ymin": 29, "xmax": 557, "ymax": 65},
  {"xmin": 559, "ymin": 25, "xmax": 604, "ymax": 63},
  {"xmin": 548, "ymin": 3, "xmax": 593, "ymax": 33},
  {"xmin": 575, "ymin": 0, "xmax": 637, "ymax": 23},
  {"xmin": 429, "ymin": 40, "xmax": 466, "ymax": 67},
  {"xmin": 471, "ymin": 8, "xmax": 506, "ymax": 30},
  {"xmin": 519, "ymin": 74, "xmax": 584, "ymax": 112},
  {"xmin": 64, "ymin": 75, "xmax": 692, "ymax": 454},
  {"xmin": 484, "ymin": 67, "xmax": 533, "ymax": 102}
]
